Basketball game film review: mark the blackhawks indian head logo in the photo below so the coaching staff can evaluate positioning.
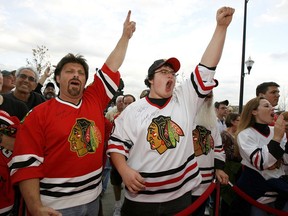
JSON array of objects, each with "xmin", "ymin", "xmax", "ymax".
[
  {"xmin": 192, "ymin": 125, "xmax": 214, "ymax": 157},
  {"xmin": 147, "ymin": 115, "xmax": 184, "ymax": 155},
  {"xmin": 68, "ymin": 118, "xmax": 101, "ymax": 157}
]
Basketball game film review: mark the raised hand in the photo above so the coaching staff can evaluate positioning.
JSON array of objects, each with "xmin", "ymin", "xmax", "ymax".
[
  {"xmin": 123, "ymin": 10, "xmax": 136, "ymax": 39},
  {"xmin": 216, "ymin": 6, "xmax": 235, "ymax": 27},
  {"xmin": 273, "ymin": 114, "xmax": 286, "ymax": 142}
]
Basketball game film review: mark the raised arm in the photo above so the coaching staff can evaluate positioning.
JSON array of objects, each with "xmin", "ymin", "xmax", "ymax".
[
  {"xmin": 105, "ymin": 10, "xmax": 136, "ymax": 72},
  {"xmin": 200, "ymin": 7, "xmax": 235, "ymax": 67}
]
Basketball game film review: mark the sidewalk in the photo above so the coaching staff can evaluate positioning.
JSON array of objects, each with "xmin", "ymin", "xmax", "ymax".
[{"xmin": 101, "ymin": 181, "xmax": 124, "ymax": 216}]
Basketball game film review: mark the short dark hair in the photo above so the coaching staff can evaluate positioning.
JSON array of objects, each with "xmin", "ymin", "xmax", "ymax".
[
  {"xmin": 256, "ymin": 82, "xmax": 279, "ymax": 96},
  {"xmin": 225, "ymin": 112, "xmax": 240, "ymax": 127},
  {"xmin": 214, "ymin": 100, "xmax": 229, "ymax": 108},
  {"xmin": 144, "ymin": 73, "xmax": 154, "ymax": 88},
  {"xmin": 54, "ymin": 53, "xmax": 89, "ymax": 88},
  {"xmin": 123, "ymin": 94, "xmax": 136, "ymax": 102}
]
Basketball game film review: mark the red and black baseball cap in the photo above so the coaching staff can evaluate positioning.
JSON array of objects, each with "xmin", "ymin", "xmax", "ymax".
[{"xmin": 148, "ymin": 57, "xmax": 181, "ymax": 76}]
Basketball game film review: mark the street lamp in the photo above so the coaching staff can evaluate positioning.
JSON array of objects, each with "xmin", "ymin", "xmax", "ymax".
[
  {"xmin": 238, "ymin": 0, "xmax": 252, "ymax": 114},
  {"xmin": 246, "ymin": 56, "xmax": 254, "ymax": 75}
]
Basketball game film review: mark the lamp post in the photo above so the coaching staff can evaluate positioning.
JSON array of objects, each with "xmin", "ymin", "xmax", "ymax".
[
  {"xmin": 238, "ymin": 0, "xmax": 252, "ymax": 114},
  {"xmin": 245, "ymin": 56, "xmax": 254, "ymax": 75},
  {"xmin": 238, "ymin": 56, "xmax": 255, "ymax": 113}
]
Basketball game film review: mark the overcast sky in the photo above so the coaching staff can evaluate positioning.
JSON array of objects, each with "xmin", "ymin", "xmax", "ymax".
[{"xmin": 0, "ymin": 0, "xmax": 287, "ymax": 107}]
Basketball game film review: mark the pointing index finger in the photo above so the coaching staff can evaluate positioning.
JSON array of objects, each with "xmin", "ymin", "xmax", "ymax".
[{"xmin": 125, "ymin": 10, "xmax": 131, "ymax": 24}]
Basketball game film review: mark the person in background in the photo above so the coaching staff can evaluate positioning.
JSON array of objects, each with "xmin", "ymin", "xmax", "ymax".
[
  {"xmin": 123, "ymin": 94, "xmax": 135, "ymax": 108},
  {"xmin": 214, "ymin": 99, "xmax": 229, "ymax": 132},
  {"xmin": 43, "ymin": 82, "xmax": 56, "ymax": 100},
  {"xmin": 230, "ymin": 97, "xmax": 288, "ymax": 215},
  {"xmin": 0, "ymin": 112, "xmax": 21, "ymax": 216},
  {"xmin": 0, "ymin": 72, "xmax": 29, "ymax": 216},
  {"xmin": 5, "ymin": 66, "xmax": 46, "ymax": 110},
  {"xmin": 256, "ymin": 82, "xmax": 280, "ymax": 107},
  {"xmin": 101, "ymin": 95, "xmax": 125, "ymax": 202},
  {"xmin": 256, "ymin": 82, "xmax": 280, "ymax": 126},
  {"xmin": 107, "ymin": 6, "xmax": 235, "ymax": 216},
  {"xmin": 220, "ymin": 112, "xmax": 242, "ymax": 216},
  {"xmin": 110, "ymin": 93, "xmax": 136, "ymax": 216},
  {"xmin": 34, "ymin": 67, "xmax": 53, "ymax": 94},
  {"xmin": 9, "ymin": 11, "xmax": 136, "ymax": 216},
  {"xmin": 105, "ymin": 95, "xmax": 124, "ymax": 122},
  {"xmin": 191, "ymin": 91, "xmax": 228, "ymax": 216},
  {"xmin": 227, "ymin": 105, "xmax": 234, "ymax": 114},
  {"xmin": 281, "ymin": 111, "xmax": 288, "ymax": 175},
  {"xmin": 0, "ymin": 70, "xmax": 16, "ymax": 94}
]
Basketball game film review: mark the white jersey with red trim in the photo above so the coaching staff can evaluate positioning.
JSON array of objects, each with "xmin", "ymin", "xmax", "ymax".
[
  {"xmin": 191, "ymin": 125, "xmax": 225, "ymax": 196},
  {"xmin": 9, "ymin": 64, "xmax": 120, "ymax": 210},
  {"xmin": 238, "ymin": 127, "xmax": 288, "ymax": 180},
  {"xmin": 107, "ymin": 65, "xmax": 218, "ymax": 202}
]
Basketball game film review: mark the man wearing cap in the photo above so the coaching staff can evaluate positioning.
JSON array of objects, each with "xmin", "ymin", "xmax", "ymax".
[
  {"xmin": 107, "ymin": 6, "xmax": 235, "ymax": 215},
  {"xmin": 43, "ymin": 82, "xmax": 56, "ymax": 100},
  {"xmin": 214, "ymin": 99, "xmax": 229, "ymax": 132},
  {"xmin": 0, "ymin": 70, "xmax": 16, "ymax": 94}
]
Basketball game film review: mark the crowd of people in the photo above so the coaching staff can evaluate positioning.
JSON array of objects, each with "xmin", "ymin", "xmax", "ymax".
[{"xmin": 0, "ymin": 6, "xmax": 287, "ymax": 216}]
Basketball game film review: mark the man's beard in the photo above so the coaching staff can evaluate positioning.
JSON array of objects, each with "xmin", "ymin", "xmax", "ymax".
[
  {"xmin": 44, "ymin": 92, "xmax": 56, "ymax": 99},
  {"xmin": 68, "ymin": 86, "xmax": 81, "ymax": 96},
  {"xmin": 194, "ymin": 101, "xmax": 217, "ymax": 130}
]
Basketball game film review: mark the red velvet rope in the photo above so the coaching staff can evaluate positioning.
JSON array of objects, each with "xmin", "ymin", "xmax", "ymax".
[
  {"xmin": 175, "ymin": 180, "xmax": 287, "ymax": 216},
  {"xmin": 175, "ymin": 181, "xmax": 216, "ymax": 216},
  {"xmin": 231, "ymin": 183, "xmax": 288, "ymax": 216}
]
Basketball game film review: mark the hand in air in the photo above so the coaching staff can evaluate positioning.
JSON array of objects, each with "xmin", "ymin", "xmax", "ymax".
[
  {"xmin": 123, "ymin": 10, "xmax": 136, "ymax": 39},
  {"xmin": 216, "ymin": 6, "xmax": 235, "ymax": 27}
]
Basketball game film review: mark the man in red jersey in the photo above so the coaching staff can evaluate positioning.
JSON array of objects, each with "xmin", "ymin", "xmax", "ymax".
[{"xmin": 9, "ymin": 11, "xmax": 136, "ymax": 216}]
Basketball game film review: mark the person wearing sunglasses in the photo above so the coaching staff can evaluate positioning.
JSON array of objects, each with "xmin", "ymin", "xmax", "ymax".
[{"xmin": 5, "ymin": 66, "xmax": 46, "ymax": 109}]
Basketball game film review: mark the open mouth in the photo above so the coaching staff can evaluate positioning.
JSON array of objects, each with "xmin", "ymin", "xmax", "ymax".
[
  {"xmin": 69, "ymin": 79, "xmax": 81, "ymax": 87},
  {"xmin": 166, "ymin": 80, "xmax": 173, "ymax": 91}
]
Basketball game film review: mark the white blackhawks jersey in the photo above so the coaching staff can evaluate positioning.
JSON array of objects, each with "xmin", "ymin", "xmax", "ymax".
[
  {"xmin": 107, "ymin": 65, "xmax": 218, "ymax": 203},
  {"xmin": 238, "ymin": 126, "xmax": 288, "ymax": 180},
  {"xmin": 191, "ymin": 125, "xmax": 225, "ymax": 196}
]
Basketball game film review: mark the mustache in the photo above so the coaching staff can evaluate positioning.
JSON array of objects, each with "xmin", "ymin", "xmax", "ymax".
[{"xmin": 69, "ymin": 77, "xmax": 82, "ymax": 84}]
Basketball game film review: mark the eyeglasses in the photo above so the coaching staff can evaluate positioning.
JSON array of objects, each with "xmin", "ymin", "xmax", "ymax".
[
  {"xmin": 155, "ymin": 69, "xmax": 178, "ymax": 77},
  {"xmin": 17, "ymin": 73, "xmax": 36, "ymax": 82}
]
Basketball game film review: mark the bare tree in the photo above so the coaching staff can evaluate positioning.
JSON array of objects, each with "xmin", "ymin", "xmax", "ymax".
[
  {"xmin": 26, "ymin": 45, "xmax": 51, "ymax": 75},
  {"xmin": 277, "ymin": 87, "xmax": 288, "ymax": 112}
]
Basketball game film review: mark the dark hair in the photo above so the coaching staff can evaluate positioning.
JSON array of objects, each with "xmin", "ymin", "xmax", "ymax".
[
  {"xmin": 225, "ymin": 112, "xmax": 240, "ymax": 127},
  {"xmin": 54, "ymin": 53, "xmax": 89, "ymax": 87},
  {"xmin": 256, "ymin": 82, "xmax": 279, "ymax": 96},
  {"xmin": 144, "ymin": 73, "xmax": 155, "ymax": 88},
  {"xmin": 123, "ymin": 94, "xmax": 136, "ymax": 102},
  {"xmin": 214, "ymin": 100, "xmax": 229, "ymax": 108}
]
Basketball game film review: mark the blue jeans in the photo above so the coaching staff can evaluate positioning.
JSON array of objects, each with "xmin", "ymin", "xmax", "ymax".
[
  {"xmin": 102, "ymin": 159, "xmax": 112, "ymax": 193},
  {"xmin": 58, "ymin": 197, "xmax": 100, "ymax": 216}
]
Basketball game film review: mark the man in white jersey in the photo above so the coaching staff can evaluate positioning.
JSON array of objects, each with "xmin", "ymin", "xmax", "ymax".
[{"xmin": 107, "ymin": 6, "xmax": 235, "ymax": 216}]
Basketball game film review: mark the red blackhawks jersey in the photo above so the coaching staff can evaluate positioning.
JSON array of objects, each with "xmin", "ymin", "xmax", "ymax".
[
  {"xmin": 0, "ymin": 112, "xmax": 20, "ymax": 215},
  {"xmin": 107, "ymin": 65, "xmax": 218, "ymax": 202},
  {"xmin": 9, "ymin": 64, "xmax": 120, "ymax": 210}
]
